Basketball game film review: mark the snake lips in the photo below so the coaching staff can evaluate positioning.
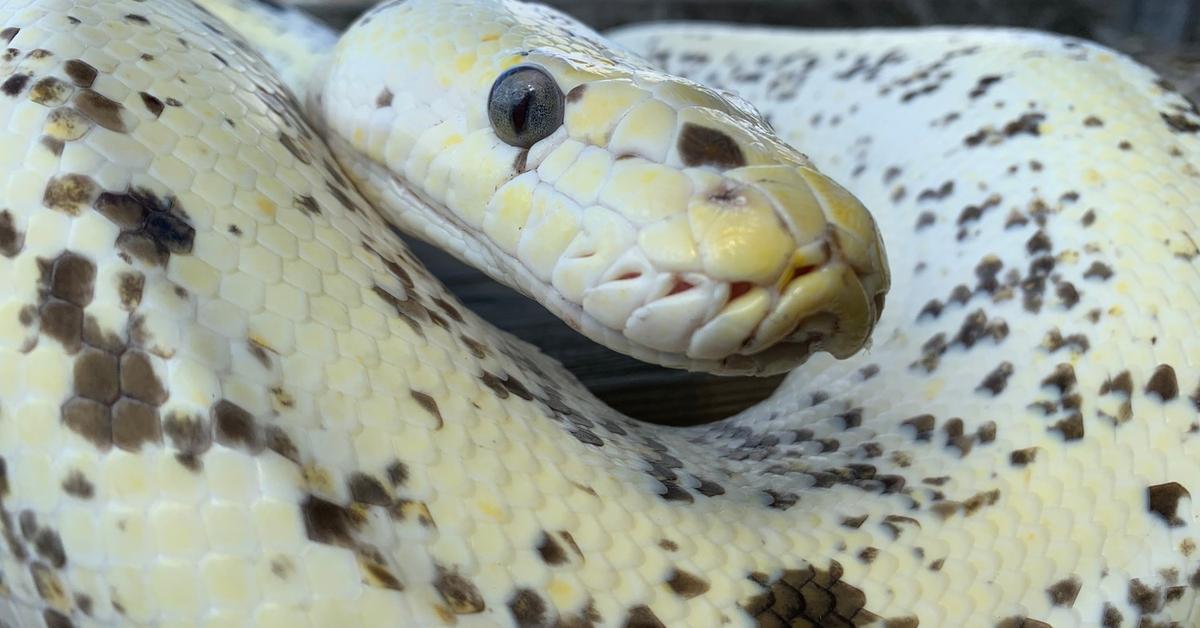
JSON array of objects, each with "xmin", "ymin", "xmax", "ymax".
[{"xmin": 315, "ymin": 0, "xmax": 890, "ymax": 375}]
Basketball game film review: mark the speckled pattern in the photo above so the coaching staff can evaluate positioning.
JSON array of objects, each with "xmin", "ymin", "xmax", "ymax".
[{"xmin": 0, "ymin": 0, "xmax": 1198, "ymax": 627}]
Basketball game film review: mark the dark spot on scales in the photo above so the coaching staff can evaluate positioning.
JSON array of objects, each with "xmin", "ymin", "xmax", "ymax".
[
  {"xmin": 536, "ymin": 532, "xmax": 568, "ymax": 565},
  {"xmin": 95, "ymin": 189, "xmax": 195, "ymax": 266},
  {"xmin": 1145, "ymin": 364, "xmax": 1178, "ymax": 401},
  {"xmin": 666, "ymin": 569, "xmax": 710, "ymax": 598},
  {"xmin": 0, "ymin": 210, "xmax": 24, "ymax": 257},
  {"xmin": 212, "ymin": 399, "xmax": 261, "ymax": 452},
  {"xmin": 73, "ymin": 89, "xmax": 127, "ymax": 132},
  {"xmin": 508, "ymin": 588, "xmax": 547, "ymax": 626},
  {"xmin": 300, "ymin": 495, "xmax": 358, "ymax": 547},
  {"xmin": 434, "ymin": 567, "xmax": 485, "ymax": 614},
  {"xmin": 348, "ymin": 473, "xmax": 390, "ymax": 505},
  {"xmin": 1147, "ymin": 482, "xmax": 1190, "ymax": 527},
  {"xmin": 376, "ymin": 88, "xmax": 392, "ymax": 108},
  {"xmin": 61, "ymin": 470, "xmax": 94, "ymax": 499},
  {"xmin": 1046, "ymin": 577, "xmax": 1081, "ymax": 607},
  {"xmin": 410, "ymin": 390, "xmax": 443, "ymax": 429},
  {"xmin": 1, "ymin": 73, "xmax": 29, "ymax": 96},
  {"xmin": 63, "ymin": 59, "xmax": 97, "ymax": 87},
  {"xmin": 623, "ymin": 605, "xmax": 665, "ymax": 628},
  {"xmin": 677, "ymin": 123, "xmax": 745, "ymax": 169},
  {"xmin": 139, "ymin": 92, "xmax": 164, "ymax": 117}
]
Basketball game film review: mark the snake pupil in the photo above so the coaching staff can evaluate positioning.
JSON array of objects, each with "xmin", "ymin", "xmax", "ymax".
[
  {"xmin": 510, "ymin": 90, "xmax": 532, "ymax": 134},
  {"xmin": 488, "ymin": 65, "xmax": 564, "ymax": 148}
]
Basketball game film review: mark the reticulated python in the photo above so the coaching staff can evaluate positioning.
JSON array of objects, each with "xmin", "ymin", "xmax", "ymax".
[{"xmin": 0, "ymin": 0, "xmax": 1197, "ymax": 626}]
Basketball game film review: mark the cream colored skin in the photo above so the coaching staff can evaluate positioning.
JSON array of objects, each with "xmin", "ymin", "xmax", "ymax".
[
  {"xmin": 312, "ymin": 0, "xmax": 889, "ymax": 375},
  {"xmin": 0, "ymin": 0, "xmax": 1198, "ymax": 627}
]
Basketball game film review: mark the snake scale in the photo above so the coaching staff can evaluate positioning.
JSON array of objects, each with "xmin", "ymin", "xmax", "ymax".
[{"xmin": 0, "ymin": 0, "xmax": 1197, "ymax": 625}]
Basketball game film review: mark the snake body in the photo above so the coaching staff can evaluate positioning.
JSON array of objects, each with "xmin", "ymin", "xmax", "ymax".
[{"xmin": 0, "ymin": 0, "xmax": 1198, "ymax": 626}]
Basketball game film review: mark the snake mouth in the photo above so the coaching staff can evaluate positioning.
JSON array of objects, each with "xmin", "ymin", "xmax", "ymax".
[{"xmin": 594, "ymin": 166, "xmax": 889, "ymax": 376}]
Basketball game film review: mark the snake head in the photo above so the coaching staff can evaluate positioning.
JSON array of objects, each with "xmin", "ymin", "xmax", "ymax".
[{"xmin": 317, "ymin": 0, "xmax": 890, "ymax": 375}]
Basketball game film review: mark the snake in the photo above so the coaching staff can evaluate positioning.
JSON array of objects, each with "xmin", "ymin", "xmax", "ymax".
[{"xmin": 0, "ymin": 0, "xmax": 1197, "ymax": 625}]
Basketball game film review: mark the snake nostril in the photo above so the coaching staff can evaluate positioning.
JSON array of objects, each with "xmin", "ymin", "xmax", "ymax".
[{"xmin": 616, "ymin": 271, "xmax": 642, "ymax": 281}]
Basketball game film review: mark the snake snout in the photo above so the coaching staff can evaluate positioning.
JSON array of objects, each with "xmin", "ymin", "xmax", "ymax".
[{"xmin": 678, "ymin": 163, "xmax": 888, "ymax": 374}]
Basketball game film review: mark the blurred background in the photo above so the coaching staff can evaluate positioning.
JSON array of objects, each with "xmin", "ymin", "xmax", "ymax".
[{"xmin": 290, "ymin": 0, "xmax": 1200, "ymax": 425}]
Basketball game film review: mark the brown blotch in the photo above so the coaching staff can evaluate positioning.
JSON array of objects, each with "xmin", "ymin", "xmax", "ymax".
[
  {"xmin": 624, "ymin": 605, "xmax": 666, "ymax": 628},
  {"xmin": 61, "ymin": 469, "xmax": 94, "ymax": 499},
  {"xmin": 40, "ymin": 136, "xmax": 64, "ymax": 155},
  {"xmin": 435, "ymin": 567, "xmax": 485, "ymax": 614},
  {"xmin": 43, "ymin": 610, "xmax": 72, "ymax": 628},
  {"xmin": 410, "ymin": 390, "xmax": 443, "ymax": 429},
  {"xmin": 1145, "ymin": 364, "xmax": 1178, "ymax": 401},
  {"xmin": 28, "ymin": 77, "xmax": 71, "ymax": 106},
  {"xmin": 118, "ymin": 272, "xmax": 144, "ymax": 309},
  {"xmin": 111, "ymin": 398, "xmax": 161, "ymax": 452},
  {"xmin": 73, "ymin": 89, "xmax": 127, "ymax": 132},
  {"xmin": 162, "ymin": 412, "xmax": 211, "ymax": 469},
  {"xmin": 361, "ymin": 558, "xmax": 403, "ymax": 591},
  {"xmin": 139, "ymin": 92, "xmax": 163, "ymax": 117},
  {"xmin": 666, "ymin": 569, "xmax": 710, "ymax": 599},
  {"xmin": 348, "ymin": 473, "xmax": 390, "ymax": 505},
  {"xmin": 51, "ymin": 252, "xmax": 96, "ymax": 307},
  {"xmin": 40, "ymin": 300, "xmax": 83, "ymax": 352},
  {"xmin": 1046, "ymin": 577, "xmax": 1080, "ymax": 607},
  {"xmin": 677, "ymin": 122, "xmax": 746, "ymax": 169},
  {"xmin": 977, "ymin": 361, "xmax": 1013, "ymax": 395},
  {"xmin": 385, "ymin": 460, "xmax": 408, "ymax": 486},
  {"xmin": 996, "ymin": 617, "xmax": 1052, "ymax": 628},
  {"xmin": 841, "ymin": 514, "xmax": 868, "ymax": 528},
  {"xmin": 43, "ymin": 173, "xmax": 99, "ymax": 215},
  {"xmin": 658, "ymin": 538, "xmax": 678, "ymax": 551},
  {"xmin": 1128, "ymin": 578, "xmax": 1162, "ymax": 614},
  {"xmin": 1147, "ymin": 482, "xmax": 1190, "ymax": 527},
  {"xmin": 0, "ymin": 27, "xmax": 17, "ymax": 44},
  {"xmin": 63, "ymin": 59, "xmax": 97, "ymax": 87},
  {"xmin": 1083, "ymin": 261, "xmax": 1113, "ymax": 280},
  {"xmin": 508, "ymin": 588, "xmax": 546, "ymax": 626},
  {"xmin": 74, "ymin": 348, "xmax": 119, "ymax": 403},
  {"xmin": 62, "ymin": 398, "xmax": 111, "ymax": 450},
  {"xmin": 300, "ymin": 495, "xmax": 357, "ymax": 547},
  {"xmin": 119, "ymin": 350, "xmax": 166, "ymax": 405},
  {"xmin": 278, "ymin": 132, "xmax": 311, "ymax": 165},
  {"xmin": 536, "ymin": 531, "xmax": 568, "ymax": 565},
  {"xmin": 34, "ymin": 528, "xmax": 65, "ymax": 568},
  {"xmin": 294, "ymin": 194, "xmax": 320, "ymax": 215},
  {"xmin": 262, "ymin": 425, "xmax": 297, "ymax": 463},
  {"xmin": 375, "ymin": 88, "xmax": 393, "ymax": 108},
  {"xmin": 1, "ymin": 73, "xmax": 30, "ymax": 97},
  {"xmin": 212, "ymin": 399, "xmax": 261, "ymax": 452},
  {"xmin": 1010, "ymin": 447, "xmax": 1038, "ymax": 466},
  {"xmin": 0, "ymin": 210, "xmax": 22, "ymax": 257},
  {"xmin": 1162, "ymin": 112, "xmax": 1200, "ymax": 134}
]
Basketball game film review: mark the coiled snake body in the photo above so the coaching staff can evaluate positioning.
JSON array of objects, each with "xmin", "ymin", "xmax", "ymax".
[{"xmin": 0, "ymin": 0, "xmax": 1197, "ymax": 626}]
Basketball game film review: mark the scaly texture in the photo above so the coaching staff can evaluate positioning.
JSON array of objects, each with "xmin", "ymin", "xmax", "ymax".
[{"xmin": 0, "ymin": 1, "xmax": 1196, "ymax": 627}]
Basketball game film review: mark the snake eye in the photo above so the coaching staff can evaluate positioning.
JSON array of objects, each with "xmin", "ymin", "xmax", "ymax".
[{"xmin": 488, "ymin": 65, "xmax": 564, "ymax": 148}]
